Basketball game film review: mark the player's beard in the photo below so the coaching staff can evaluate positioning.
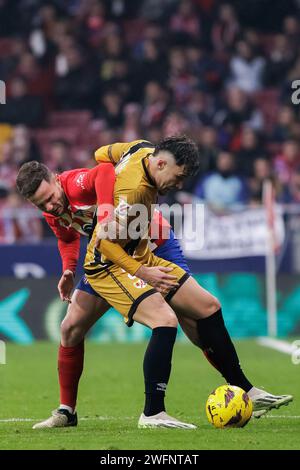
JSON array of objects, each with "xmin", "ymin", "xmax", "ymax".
[{"xmin": 52, "ymin": 193, "xmax": 68, "ymax": 215}]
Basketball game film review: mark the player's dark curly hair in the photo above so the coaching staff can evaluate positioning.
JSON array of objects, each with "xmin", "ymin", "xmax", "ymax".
[
  {"xmin": 154, "ymin": 135, "xmax": 200, "ymax": 176},
  {"xmin": 16, "ymin": 161, "xmax": 52, "ymax": 199}
]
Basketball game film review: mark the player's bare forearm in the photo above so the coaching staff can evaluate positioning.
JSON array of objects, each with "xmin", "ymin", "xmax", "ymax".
[{"xmin": 57, "ymin": 270, "xmax": 74, "ymax": 303}]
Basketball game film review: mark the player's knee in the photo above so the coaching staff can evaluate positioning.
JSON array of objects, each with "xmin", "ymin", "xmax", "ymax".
[
  {"xmin": 60, "ymin": 319, "xmax": 84, "ymax": 346},
  {"xmin": 205, "ymin": 296, "xmax": 221, "ymax": 316},
  {"xmin": 153, "ymin": 307, "xmax": 178, "ymax": 328},
  {"xmin": 162, "ymin": 313, "xmax": 178, "ymax": 328}
]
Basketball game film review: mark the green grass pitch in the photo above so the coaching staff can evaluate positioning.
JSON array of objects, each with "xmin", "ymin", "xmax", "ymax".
[{"xmin": 0, "ymin": 340, "xmax": 298, "ymax": 450}]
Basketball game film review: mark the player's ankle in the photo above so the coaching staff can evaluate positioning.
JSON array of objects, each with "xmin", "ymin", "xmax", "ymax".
[{"xmin": 59, "ymin": 404, "xmax": 74, "ymax": 414}]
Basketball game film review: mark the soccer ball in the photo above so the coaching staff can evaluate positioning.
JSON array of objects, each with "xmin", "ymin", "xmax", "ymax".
[{"xmin": 206, "ymin": 385, "xmax": 252, "ymax": 428}]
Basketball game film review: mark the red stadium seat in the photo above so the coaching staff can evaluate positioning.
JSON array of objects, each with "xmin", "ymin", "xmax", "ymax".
[
  {"xmin": 32, "ymin": 127, "xmax": 80, "ymax": 147},
  {"xmin": 48, "ymin": 111, "xmax": 92, "ymax": 129}
]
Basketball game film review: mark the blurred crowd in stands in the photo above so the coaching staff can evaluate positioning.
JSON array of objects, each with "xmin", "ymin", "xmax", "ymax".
[{"xmin": 1, "ymin": 0, "xmax": 300, "ymax": 242}]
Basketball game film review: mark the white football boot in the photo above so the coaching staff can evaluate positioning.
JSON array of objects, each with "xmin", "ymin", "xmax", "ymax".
[
  {"xmin": 248, "ymin": 387, "xmax": 293, "ymax": 418},
  {"xmin": 32, "ymin": 409, "xmax": 77, "ymax": 429},
  {"xmin": 138, "ymin": 411, "xmax": 197, "ymax": 429}
]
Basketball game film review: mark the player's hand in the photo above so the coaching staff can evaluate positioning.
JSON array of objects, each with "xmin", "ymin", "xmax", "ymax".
[
  {"xmin": 57, "ymin": 270, "xmax": 74, "ymax": 303},
  {"xmin": 135, "ymin": 266, "xmax": 179, "ymax": 294}
]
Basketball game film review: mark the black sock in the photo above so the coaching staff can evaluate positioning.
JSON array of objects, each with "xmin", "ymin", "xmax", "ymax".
[
  {"xmin": 143, "ymin": 326, "xmax": 177, "ymax": 417},
  {"xmin": 197, "ymin": 309, "xmax": 253, "ymax": 392}
]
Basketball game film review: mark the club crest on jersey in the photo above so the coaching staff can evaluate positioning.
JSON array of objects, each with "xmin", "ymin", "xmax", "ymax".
[
  {"xmin": 115, "ymin": 199, "xmax": 132, "ymax": 219},
  {"xmin": 76, "ymin": 173, "xmax": 86, "ymax": 190}
]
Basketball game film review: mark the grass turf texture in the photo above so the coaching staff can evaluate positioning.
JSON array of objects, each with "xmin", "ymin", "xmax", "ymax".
[{"xmin": 0, "ymin": 340, "xmax": 298, "ymax": 450}]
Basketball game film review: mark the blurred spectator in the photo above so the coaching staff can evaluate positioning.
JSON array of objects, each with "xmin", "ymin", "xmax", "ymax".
[
  {"xmin": 281, "ymin": 166, "xmax": 300, "ymax": 203},
  {"xmin": 131, "ymin": 38, "xmax": 166, "ymax": 100},
  {"xmin": 12, "ymin": 125, "xmax": 41, "ymax": 166},
  {"xmin": 0, "ymin": 76, "xmax": 44, "ymax": 127},
  {"xmin": 145, "ymin": 125, "xmax": 163, "ymax": 144},
  {"xmin": 78, "ymin": 0, "xmax": 108, "ymax": 49},
  {"xmin": 211, "ymin": 3, "xmax": 240, "ymax": 54},
  {"xmin": 140, "ymin": 0, "xmax": 179, "ymax": 21},
  {"xmin": 0, "ymin": 38, "xmax": 28, "ymax": 81},
  {"xmin": 243, "ymin": 29, "xmax": 263, "ymax": 57},
  {"xmin": 141, "ymin": 81, "xmax": 170, "ymax": 127},
  {"xmin": 96, "ymin": 90, "xmax": 124, "ymax": 129},
  {"xmin": 0, "ymin": 140, "xmax": 17, "ymax": 191},
  {"xmin": 0, "ymin": 191, "xmax": 43, "ymax": 244},
  {"xmin": 186, "ymin": 89, "xmax": 214, "ymax": 126},
  {"xmin": 186, "ymin": 42, "xmax": 226, "ymax": 92},
  {"xmin": 272, "ymin": 105, "xmax": 296, "ymax": 142},
  {"xmin": 28, "ymin": 3, "xmax": 60, "ymax": 64},
  {"xmin": 100, "ymin": 57, "xmax": 132, "ymax": 102},
  {"xmin": 235, "ymin": 127, "xmax": 264, "ymax": 176},
  {"xmin": 54, "ymin": 47, "xmax": 98, "ymax": 110},
  {"xmin": 100, "ymin": 29, "xmax": 127, "ymax": 64},
  {"xmin": 170, "ymin": 0, "xmax": 201, "ymax": 38},
  {"xmin": 248, "ymin": 157, "xmax": 273, "ymax": 204},
  {"xmin": 194, "ymin": 151, "xmax": 249, "ymax": 211},
  {"xmin": 121, "ymin": 103, "xmax": 142, "ymax": 141},
  {"xmin": 168, "ymin": 46, "xmax": 197, "ymax": 105},
  {"xmin": 214, "ymin": 87, "xmax": 264, "ymax": 150},
  {"xmin": 46, "ymin": 139, "xmax": 72, "ymax": 173},
  {"xmin": 283, "ymin": 16, "xmax": 300, "ymax": 54},
  {"xmin": 163, "ymin": 110, "xmax": 189, "ymax": 137},
  {"xmin": 264, "ymin": 35, "xmax": 295, "ymax": 87},
  {"xmin": 274, "ymin": 139, "xmax": 300, "ymax": 185},
  {"xmin": 228, "ymin": 40, "xmax": 266, "ymax": 93},
  {"xmin": 197, "ymin": 125, "xmax": 219, "ymax": 172},
  {"xmin": 14, "ymin": 52, "xmax": 54, "ymax": 108},
  {"xmin": 55, "ymin": 34, "xmax": 79, "ymax": 77}
]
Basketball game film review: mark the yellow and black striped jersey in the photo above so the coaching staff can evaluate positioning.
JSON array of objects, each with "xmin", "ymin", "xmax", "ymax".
[
  {"xmin": 94, "ymin": 140, "xmax": 154, "ymax": 166},
  {"xmin": 84, "ymin": 140, "xmax": 157, "ymax": 276}
]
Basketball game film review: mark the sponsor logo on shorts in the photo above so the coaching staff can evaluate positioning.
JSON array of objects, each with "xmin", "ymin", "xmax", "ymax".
[{"xmin": 134, "ymin": 279, "xmax": 148, "ymax": 289}]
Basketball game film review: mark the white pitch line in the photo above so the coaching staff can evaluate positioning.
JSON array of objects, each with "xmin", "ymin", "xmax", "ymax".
[
  {"xmin": 0, "ymin": 416, "xmax": 134, "ymax": 423},
  {"xmin": 263, "ymin": 415, "xmax": 300, "ymax": 419},
  {"xmin": 256, "ymin": 337, "xmax": 298, "ymax": 355},
  {"xmin": 1, "ymin": 415, "xmax": 300, "ymax": 423}
]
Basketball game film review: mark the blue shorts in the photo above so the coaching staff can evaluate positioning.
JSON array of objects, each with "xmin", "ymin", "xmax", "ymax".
[{"xmin": 76, "ymin": 229, "xmax": 191, "ymax": 297}]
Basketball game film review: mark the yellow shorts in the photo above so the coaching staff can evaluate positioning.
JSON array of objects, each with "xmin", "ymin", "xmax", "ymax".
[{"xmin": 85, "ymin": 255, "xmax": 190, "ymax": 326}]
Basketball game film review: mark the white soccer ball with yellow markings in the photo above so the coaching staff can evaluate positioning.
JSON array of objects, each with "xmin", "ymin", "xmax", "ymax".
[{"xmin": 206, "ymin": 385, "xmax": 252, "ymax": 428}]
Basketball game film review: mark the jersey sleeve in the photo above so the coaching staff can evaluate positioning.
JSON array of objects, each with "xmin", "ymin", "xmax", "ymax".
[
  {"xmin": 44, "ymin": 214, "xmax": 80, "ymax": 274},
  {"xmin": 85, "ymin": 164, "xmax": 115, "ymax": 222},
  {"xmin": 94, "ymin": 140, "xmax": 152, "ymax": 165},
  {"xmin": 62, "ymin": 164, "xmax": 115, "ymax": 210},
  {"xmin": 98, "ymin": 239, "xmax": 142, "ymax": 275},
  {"xmin": 57, "ymin": 237, "xmax": 80, "ymax": 274},
  {"xmin": 96, "ymin": 187, "xmax": 150, "ymax": 276}
]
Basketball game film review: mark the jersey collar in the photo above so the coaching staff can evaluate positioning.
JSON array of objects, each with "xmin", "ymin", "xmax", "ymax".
[{"xmin": 142, "ymin": 156, "xmax": 156, "ymax": 187}]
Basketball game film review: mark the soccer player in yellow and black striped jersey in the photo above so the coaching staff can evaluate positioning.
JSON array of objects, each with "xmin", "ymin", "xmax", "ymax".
[{"xmin": 85, "ymin": 136, "xmax": 293, "ymax": 428}]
